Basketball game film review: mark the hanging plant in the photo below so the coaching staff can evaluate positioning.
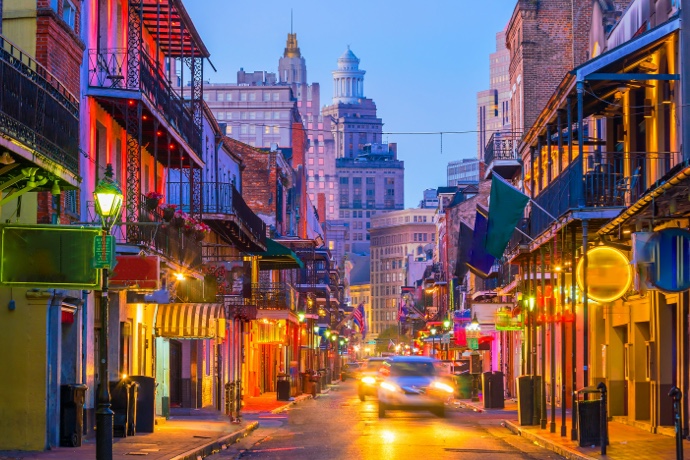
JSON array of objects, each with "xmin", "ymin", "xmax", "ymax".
[
  {"xmin": 160, "ymin": 204, "xmax": 177, "ymax": 222},
  {"xmin": 145, "ymin": 191, "xmax": 164, "ymax": 211}
]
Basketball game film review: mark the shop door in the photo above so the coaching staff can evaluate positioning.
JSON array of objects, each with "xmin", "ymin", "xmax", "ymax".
[{"xmin": 169, "ymin": 340, "xmax": 182, "ymax": 407}]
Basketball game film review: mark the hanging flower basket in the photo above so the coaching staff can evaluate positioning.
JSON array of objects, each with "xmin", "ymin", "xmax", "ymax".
[
  {"xmin": 145, "ymin": 191, "xmax": 163, "ymax": 211},
  {"xmin": 161, "ymin": 204, "xmax": 177, "ymax": 222},
  {"xmin": 172, "ymin": 210, "xmax": 188, "ymax": 228}
]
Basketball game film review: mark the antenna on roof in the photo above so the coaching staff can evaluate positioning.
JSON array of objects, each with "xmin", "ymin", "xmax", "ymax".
[{"xmin": 291, "ymin": 9, "xmax": 293, "ymax": 34}]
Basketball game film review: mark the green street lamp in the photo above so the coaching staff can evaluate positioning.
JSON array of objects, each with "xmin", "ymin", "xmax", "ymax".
[{"xmin": 93, "ymin": 164, "xmax": 123, "ymax": 460}]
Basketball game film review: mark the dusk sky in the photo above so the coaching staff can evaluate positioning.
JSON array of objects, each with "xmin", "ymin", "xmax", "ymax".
[{"xmin": 186, "ymin": 1, "xmax": 517, "ymax": 207}]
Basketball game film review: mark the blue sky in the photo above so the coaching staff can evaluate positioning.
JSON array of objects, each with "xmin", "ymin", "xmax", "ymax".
[{"xmin": 186, "ymin": 1, "xmax": 516, "ymax": 207}]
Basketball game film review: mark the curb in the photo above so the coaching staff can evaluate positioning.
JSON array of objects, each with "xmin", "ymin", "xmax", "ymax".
[
  {"xmin": 502, "ymin": 420, "xmax": 596, "ymax": 460},
  {"xmin": 454, "ymin": 399, "xmax": 484, "ymax": 412},
  {"xmin": 270, "ymin": 394, "xmax": 313, "ymax": 414},
  {"xmin": 169, "ymin": 421, "xmax": 259, "ymax": 460}
]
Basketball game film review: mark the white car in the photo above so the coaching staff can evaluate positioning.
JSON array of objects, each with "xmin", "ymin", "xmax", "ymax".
[{"xmin": 377, "ymin": 356, "xmax": 454, "ymax": 418}]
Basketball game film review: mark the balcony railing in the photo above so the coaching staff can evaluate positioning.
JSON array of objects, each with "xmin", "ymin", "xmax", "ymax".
[
  {"xmin": 175, "ymin": 276, "xmax": 217, "ymax": 303},
  {"xmin": 0, "ymin": 35, "xmax": 80, "ymax": 174},
  {"xmin": 484, "ymin": 131, "xmax": 522, "ymax": 165},
  {"xmin": 167, "ymin": 181, "xmax": 266, "ymax": 244},
  {"xmin": 251, "ymin": 283, "xmax": 298, "ymax": 311},
  {"xmin": 130, "ymin": 194, "xmax": 202, "ymax": 267},
  {"xmin": 88, "ymin": 48, "xmax": 201, "ymax": 155},
  {"xmin": 531, "ymin": 151, "xmax": 675, "ymax": 237}
]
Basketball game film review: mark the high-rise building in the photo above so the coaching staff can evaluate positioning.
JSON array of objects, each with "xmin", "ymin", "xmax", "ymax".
[
  {"xmin": 476, "ymin": 28, "xmax": 511, "ymax": 160},
  {"xmin": 369, "ymin": 209, "xmax": 436, "ymax": 337},
  {"xmin": 447, "ymin": 158, "xmax": 482, "ymax": 185},
  {"xmin": 419, "ymin": 188, "xmax": 439, "ymax": 209},
  {"xmin": 204, "ymin": 78, "xmax": 299, "ymax": 149},
  {"xmin": 323, "ymin": 48, "xmax": 404, "ymax": 255}
]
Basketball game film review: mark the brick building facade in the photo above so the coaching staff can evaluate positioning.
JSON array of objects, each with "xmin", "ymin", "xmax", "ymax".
[{"xmin": 507, "ymin": 0, "xmax": 593, "ymax": 135}]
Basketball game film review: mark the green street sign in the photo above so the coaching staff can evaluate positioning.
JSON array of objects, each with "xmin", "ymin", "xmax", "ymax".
[
  {"xmin": 367, "ymin": 340, "xmax": 376, "ymax": 344},
  {"xmin": 94, "ymin": 235, "xmax": 115, "ymax": 269}
]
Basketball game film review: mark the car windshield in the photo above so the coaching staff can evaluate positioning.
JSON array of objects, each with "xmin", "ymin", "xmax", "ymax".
[
  {"xmin": 389, "ymin": 361, "xmax": 436, "ymax": 377},
  {"xmin": 366, "ymin": 360, "xmax": 385, "ymax": 370}
]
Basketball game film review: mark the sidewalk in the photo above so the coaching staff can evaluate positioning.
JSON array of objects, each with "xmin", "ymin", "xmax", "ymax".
[
  {"xmin": 458, "ymin": 397, "xmax": 690, "ymax": 460},
  {"xmin": 0, "ymin": 384, "xmax": 333, "ymax": 460}
]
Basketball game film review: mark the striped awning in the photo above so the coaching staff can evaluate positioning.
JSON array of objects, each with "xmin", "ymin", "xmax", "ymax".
[{"xmin": 155, "ymin": 304, "xmax": 223, "ymax": 339}]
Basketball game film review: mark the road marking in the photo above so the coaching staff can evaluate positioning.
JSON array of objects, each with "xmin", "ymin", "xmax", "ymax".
[{"xmin": 249, "ymin": 447, "xmax": 305, "ymax": 453}]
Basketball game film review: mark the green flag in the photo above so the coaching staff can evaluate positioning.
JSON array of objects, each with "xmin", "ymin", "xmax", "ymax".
[{"xmin": 486, "ymin": 175, "xmax": 530, "ymax": 259}]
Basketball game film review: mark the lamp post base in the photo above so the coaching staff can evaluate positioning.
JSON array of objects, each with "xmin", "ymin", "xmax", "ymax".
[{"xmin": 96, "ymin": 404, "xmax": 114, "ymax": 460}]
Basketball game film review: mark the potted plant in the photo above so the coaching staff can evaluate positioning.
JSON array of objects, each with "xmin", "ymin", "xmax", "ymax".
[
  {"xmin": 172, "ymin": 209, "xmax": 188, "ymax": 228},
  {"xmin": 161, "ymin": 203, "xmax": 177, "ymax": 222},
  {"xmin": 182, "ymin": 215, "xmax": 198, "ymax": 236},
  {"xmin": 145, "ymin": 191, "xmax": 164, "ymax": 211},
  {"xmin": 193, "ymin": 222, "xmax": 211, "ymax": 242}
]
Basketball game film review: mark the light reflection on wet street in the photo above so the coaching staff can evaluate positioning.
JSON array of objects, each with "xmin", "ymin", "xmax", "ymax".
[{"xmin": 207, "ymin": 381, "xmax": 563, "ymax": 460}]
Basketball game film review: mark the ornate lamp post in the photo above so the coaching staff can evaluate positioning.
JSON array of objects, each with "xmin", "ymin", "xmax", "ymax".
[{"xmin": 93, "ymin": 164, "xmax": 124, "ymax": 460}]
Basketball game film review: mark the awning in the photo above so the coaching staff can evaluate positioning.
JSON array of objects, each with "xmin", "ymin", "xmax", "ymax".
[
  {"xmin": 155, "ymin": 303, "xmax": 222, "ymax": 339},
  {"xmin": 248, "ymin": 238, "xmax": 304, "ymax": 270}
]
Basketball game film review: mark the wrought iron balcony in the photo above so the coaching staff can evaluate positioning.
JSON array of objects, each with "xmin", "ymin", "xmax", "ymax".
[
  {"xmin": 531, "ymin": 151, "xmax": 675, "ymax": 237},
  {"xmin": 167, "ymin": 181, "xmax": 266, "ymax": 251},
  {"xmin": 0, "ymin": 35, "xmax": 80, "ymax": 174},
  {"xmin": 484, "ymin": 131, "xmax": 522, "ymax": 165},
  {"xmin": 250, "ymin": 283, "xmax": 298, "ymax": 311},
  {"xmin": 87, "ymin": 48, "xmax": 201, "ymax": 155},
  {"xmin": 175, "ymin": 276, "xmax": 217, "ymax": 303},
  {"xmin": 129, "ymin": 194, "xmax": 202, "ymax": 268}
]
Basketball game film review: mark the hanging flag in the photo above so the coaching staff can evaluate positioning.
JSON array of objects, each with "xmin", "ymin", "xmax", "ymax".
[
  {"xmin": 398, "ymin": 298, "xmax": 407, "ymax": 322},
  {"xmin": 486, "ymin": 174, "xmax": 530, "ymax": 259},
  {"xmin": 467, "ymin": 206, "xmax": 496, "ymax": 278},
  {"xmin": 352, "ymin": 304, "xmax": 367, "ymax": 339},
  {"xmin": 455, "ymin": 221, "xmax": 473, "ymax": 279}
]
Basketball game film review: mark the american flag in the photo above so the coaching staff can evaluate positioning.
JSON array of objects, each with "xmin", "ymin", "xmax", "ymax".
[{"xmin": 352, "ymin": 304, "xmax": 366, "ymax": 338}]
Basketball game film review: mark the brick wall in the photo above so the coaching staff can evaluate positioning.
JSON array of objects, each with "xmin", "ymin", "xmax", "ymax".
[
  {"xmin": 36, "ymin": 1, "xmax": 85, "ymax": 97},
  {"xmin": 508, "ymin": 0, "xmax": 593, "ymax": 133},
  {"xmin": 226, "ymin": 138, "xmax": 278, "ymax": 224},
  {"xmin": 291, "ymin": 122, "xmax": 306, "ymax": 168}
]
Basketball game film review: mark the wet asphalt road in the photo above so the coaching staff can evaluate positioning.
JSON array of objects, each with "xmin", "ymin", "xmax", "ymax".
[{"xmin": 207, "ymin": 381, "xmax": 564, "ymax": 460}]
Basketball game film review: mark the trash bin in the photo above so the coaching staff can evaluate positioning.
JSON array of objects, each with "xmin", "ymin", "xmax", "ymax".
[
  {"xmin": 311, "ymin": 371, "xmax": 321, "ymax": 395},
  {"xmin": 455, "ymin": 374, "xmax": 473, "ymax": 399},
  {"xmin": 109, "ymin": 380, "xmax": 132, "ymax": 437},
  {"xmin": 482, "ymin": 372, "xmax": 494, "ymax": 408},
  {"xmin": 577, "ymin": 399, "xmax": 602, "ymax": 446},
  {"xmin": 300, "ymin": 372, "xmax": 312, "ymax": 395},
  {"xmin": 129, "ymin": 376, "xmax": 154, "ymax": 433},
  {"xmin": 277, "ymin": 373, "xmax": 291, "ymax": 401},
  {"xmin": 516, "ymin": 375, "xmax": 534, "ymax": 426},
  {"xmin": 59, "ymin": 383, "xmax": 87, "ymax": 447},
  {"xmin": 492, "ymin": 372, "xmax": 505, "ymax": 409}
]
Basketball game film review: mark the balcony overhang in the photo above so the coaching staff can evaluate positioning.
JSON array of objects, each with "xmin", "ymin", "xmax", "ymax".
[
  {"xmin": 205, "ymin": 216, "xmax": 266, "ymax": 253},
  {"xmin": 255, "ymin": 308, "xmax": 299, "ymax": 325},
  {"xmin": 136, "ymin": 0, "xmax": 210, "ymax": 58},
  {"xmin": 247, "ymin": 238, "xmax": 304, "ymax": 270},
  {"xmin": 87, "ymin": 89, "xmax": 203, "ymax": 168},
  {"xmin": 484, "ymin": 159, "xmax": 521, "ymax": 180}
]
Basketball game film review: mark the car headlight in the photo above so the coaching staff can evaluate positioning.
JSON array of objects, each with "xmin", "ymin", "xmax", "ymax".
[
  {"xmin": 361, "ymin": 376, "xmax": 376, "ymax": 385},
  {"xmin": 380, "ymin": 382, "xmax": 399, "ymax": 393},
  {"xmin": 431, "ymin": 381, "xmax": 454, "ymax": 394}
]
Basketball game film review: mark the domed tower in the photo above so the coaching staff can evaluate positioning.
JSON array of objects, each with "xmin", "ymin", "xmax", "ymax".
[
  {"xmin": 332, "ymin": 46, "xmax": 365, "ymax": 104},
  {"xmin": 279, "ymin": 33, "xmax": 307, "ymax": 84}
]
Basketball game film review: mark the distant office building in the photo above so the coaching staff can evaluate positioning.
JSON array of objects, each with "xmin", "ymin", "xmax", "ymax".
[
  {"xmin": 420, "ymin": 188, "xmax": 439, "ymax": 209},
  {"xmin": 447, "ymin": 158, "xmax": 482, "ymax": 186},
  {"xmin": 476, "ymin": 27, "xmax": 511, "ymax": 160},
  {"xmin": 322, "ymin": 48, "xmax": 404, "ymax": 255},
  {"xmin": 204, "ymin": 78, "xmax": 298, "ymax": 149},
  {"xmin": 336, "ymin": 143, "xmax": 404, "ymax": 254},
  {"xmin": 369, "ymin": 208, "xmax": 436, "ymax": 336}
]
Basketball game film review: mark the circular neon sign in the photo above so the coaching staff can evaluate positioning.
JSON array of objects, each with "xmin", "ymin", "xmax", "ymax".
[{"xmin": 576, "ymin": 246, "xmax": 632, "ymax": 303}]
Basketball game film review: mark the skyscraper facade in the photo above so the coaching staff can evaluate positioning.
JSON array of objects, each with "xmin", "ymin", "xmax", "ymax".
[
  {"xmin": 323, "ymin": 48, "xmax": 404, "ymax": 255},
  {"xmin": 369, "ymin": 209, "xmax": 436, "ymax": 338},
  {"xmin": 476, "ymin": 28, "xmax": 511, "ymax": 160}
]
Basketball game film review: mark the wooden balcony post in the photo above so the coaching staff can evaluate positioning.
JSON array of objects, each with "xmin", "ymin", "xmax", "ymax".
[
  {"xmin": 546, "ymin": 125, "xmax": 553, "ymax": 183},
  {"xmin": 557, "ymin": 109, "xmax": 565, "ymax": 173},
  {"xmin": 576, "ymin": 82, "xmax": 585, "ymax": 208}
]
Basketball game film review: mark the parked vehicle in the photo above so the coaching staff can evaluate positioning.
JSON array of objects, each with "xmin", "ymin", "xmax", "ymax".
[{"xmin": 377, "ymin": 356, "xmax": 454, "ymax": 418}]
